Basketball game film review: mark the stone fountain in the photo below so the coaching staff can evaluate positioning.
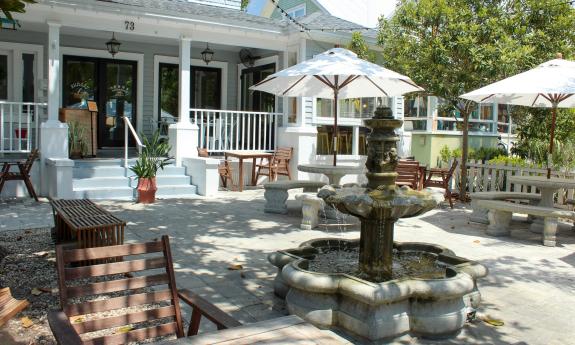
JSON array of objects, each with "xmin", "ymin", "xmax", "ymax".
[{"xmin": 268, "ymin": 107, "xmax": 488, "ymax": 341}]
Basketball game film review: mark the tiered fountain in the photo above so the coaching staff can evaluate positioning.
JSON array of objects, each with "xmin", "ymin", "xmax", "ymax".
[{"xmin": 269, "ymin": 107, "xmax": 487, "ymax": 341}]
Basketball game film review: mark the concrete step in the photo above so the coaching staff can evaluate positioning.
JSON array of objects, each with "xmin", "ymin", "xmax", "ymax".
[
  {"xmin": 73, "ymin": 186, "xmax": 134, "ymax": 200},
  {"xmin": 74, "ymin": 166, "xmax": 127, "ymax": 179},
  {"xmin": 73, "ymin": 176, "xmax": 131, "ymax": 189},
  {"xmin": 156, "ymin": 166, "xmax": 186, "ymax": 176},
  {"xmin": 155, "ymin": 185, "xmax": 198, "ymax": 198},
  {"xmin": 155, "ymin": 175, "xmax": 191, "ymax": 186},
  {"xmin": 74, "ymin": 159, "xmax": 137, "ymax": 168}
]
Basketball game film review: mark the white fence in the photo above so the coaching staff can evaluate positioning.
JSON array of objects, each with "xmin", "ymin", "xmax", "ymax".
[
  {"xmin": 0, "ymin": 101, "xmax": 47, "ymax": 153},
  {"xmin": 190, "ymin": 109, "xmax": 281, "ymax": 153},
  {"xmin": 453, "ymin": 159, "xmax": 575, "ymax": 204}
]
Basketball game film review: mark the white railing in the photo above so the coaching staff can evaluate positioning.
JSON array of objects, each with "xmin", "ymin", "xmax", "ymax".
[
  {"xmin": 190, "ymin": 109, "xmax": 281, "ymax": 153},
  {"xmin": 452, "ymin": 159, "xmax": 575, "ymax": 205},
  {"xmin": 122, "ymin": 116, "xmax": 145, "ymax": 168},
  {"xmin": 0, "ymin": 101, "xmax": 47, "ymax": 153}
]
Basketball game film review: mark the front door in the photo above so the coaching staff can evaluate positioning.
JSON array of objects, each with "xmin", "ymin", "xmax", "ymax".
[
  {"xmin": 240, "ymin": 63, "xmax": 275, "ymax": 112},
  {"xmin": 63, "ymin": 56, "xmax": 137, "ymax": 148}
]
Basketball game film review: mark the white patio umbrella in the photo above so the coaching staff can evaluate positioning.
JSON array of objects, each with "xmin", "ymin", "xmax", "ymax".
[
  {"xmin": 461, "ymin": 56, "xmax": 575, "ymax": 177},
  {"xmin": 250, "ymin": 48, "xmax": 424, "ymax": 165}
]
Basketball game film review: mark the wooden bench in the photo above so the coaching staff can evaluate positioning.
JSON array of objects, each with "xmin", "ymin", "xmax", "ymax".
[
  {"xmin": 470, "ymin": 192, "xmax": 542, "ymax": 224},
  {"xmin": 477, "ymin": 199, "xmax": 575, "ymax": 246},
  {"xmin": 50, "ymin": 199, "xmax": 126, "ymax": 258},
  {"xmin": 396, "ymin": 160, "xmax": 421, "ymax": 190},
  {"xmin": 0, "ymin": 287, "xmax": 29, "ymax": 327},
  {"xmin": 264, "ymin": 180, "xmax": 327, "ymax": 214}
]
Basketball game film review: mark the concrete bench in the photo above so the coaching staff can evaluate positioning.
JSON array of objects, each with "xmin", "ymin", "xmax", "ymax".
[
  {"xmin": 477, "ymin": 199, "xmax": 575, "ymax": 246},
  {"xmin": 295, "ymin": 193, "xmax": 325, "ymax": 230},
  {"xmin": 264, "ymin": 180, "xmax": 327, "ymax": 214},
  {"xmin": 470, "ymin": 192, "xmax": 541, "ymax": 224}
]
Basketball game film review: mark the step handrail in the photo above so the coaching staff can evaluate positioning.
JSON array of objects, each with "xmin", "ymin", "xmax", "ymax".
[{"xmin": 122, "ymin": 116, "xmax": 145, "ymax": 168}]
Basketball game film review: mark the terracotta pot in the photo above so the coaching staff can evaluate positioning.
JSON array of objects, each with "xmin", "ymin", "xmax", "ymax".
[{"xmin": 137, "ymin": 177, "xmax": 157, "ymax": 204}]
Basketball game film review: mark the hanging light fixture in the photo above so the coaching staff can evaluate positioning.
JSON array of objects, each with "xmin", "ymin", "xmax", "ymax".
[
  {"xmin": 106, "ymin": 32, "xmax": 121, "ymax": 57},
  {"xmin": 201, "ymin": 43, "xmax": 214, "ymax": 65}
]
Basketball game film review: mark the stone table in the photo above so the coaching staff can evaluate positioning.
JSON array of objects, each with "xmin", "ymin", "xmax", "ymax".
[
  {"xmin": 509, "ymin": 175, "xmax": 575, "ymax": 232},
  {"xmin": 297, "ymin": 163, "xmax": 364, "ymax": 186}
]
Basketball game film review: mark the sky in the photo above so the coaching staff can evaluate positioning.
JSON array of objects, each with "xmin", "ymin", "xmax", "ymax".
[{"xmin": 246, "ymin": 0, "xmax": 397, "ymax": 28}]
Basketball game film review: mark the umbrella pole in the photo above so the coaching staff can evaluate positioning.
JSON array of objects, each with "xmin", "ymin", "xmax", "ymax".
[
  {"xmin": 547, "ymin": 105, "xmax": 557, "ymax": 179},
  {"xmin": 333, "ymin": 86, "xmax": 339, "ymax": 166}
]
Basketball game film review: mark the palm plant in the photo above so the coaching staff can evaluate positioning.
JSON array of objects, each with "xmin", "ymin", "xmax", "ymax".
[{"xmin": 130, "ymin": 130, "xmax": 172, "ymax": 179}]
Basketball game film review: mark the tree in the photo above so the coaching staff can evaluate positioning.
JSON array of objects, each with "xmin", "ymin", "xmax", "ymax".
[
  {"xmin": 0, "ymin": 0, "xmax": 36, "ymax": 20},
  {"xmin": 378, "ymin": 0, "xmax": 575, "ymax": 197},
  {"xmin": 240, "ymin": 0, "xmax": 249, "ymax": 11},
  {"xmin": 347, "ymin": 31, "xmax": 376, "ymax": 63}
]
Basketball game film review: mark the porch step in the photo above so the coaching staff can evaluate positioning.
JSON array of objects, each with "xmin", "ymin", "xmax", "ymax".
[
  {"xmin": 73, "ymin": 186, "xmax": 134, "ymax": 200},
  {"xmin": 71, "ymin": 160, "xmax": 198, "ymax": 200}
]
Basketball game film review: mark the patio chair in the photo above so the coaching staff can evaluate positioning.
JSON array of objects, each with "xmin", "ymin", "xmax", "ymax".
[
  {"xmin": 395, "ymin": 159, "xmax": 421, "ymax": 190},
  {"xmin": 48, "ymin": 235, "xmax": 241, "ymax": 345},
  {"xmin": 0, "ymin": 149, "xmax": 39, "ymax": 201},
  {"xmin": 255, "ymin": 147, "xmax": 293, "ymax": 182},
  {"xmin": 424, "ymin": 160, "xmax": 459, "ymax": 208},
  {"xmin": 197, "ymin": 148, "xmax": 234, "ymax": 188}
]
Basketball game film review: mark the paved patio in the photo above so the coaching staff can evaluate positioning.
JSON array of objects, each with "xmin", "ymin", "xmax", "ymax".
[{"xmin": 1, "ymin": 190, "xmax": 574, "ymax": 345}]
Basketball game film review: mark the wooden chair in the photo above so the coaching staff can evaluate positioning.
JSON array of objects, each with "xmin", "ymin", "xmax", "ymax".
[
  {"xmin": 48, "ymin": 235, "xmax": 241, "ymax": 345},
  {"xmin": 255, "ymin": 147, "xmax": 293, "ymax": 182},
  {"xmin": 0, "ymin": 287, "xmax": 29, "ymax": 327},
  {"xmin": 0, "ymin": 149, "xmax": 39, "ymax": 201},
  {"xmin": 197, "ymin": 148, "xmax": 234, "ymax": 189},
  {"xmin": 424, "ymin": 160, "xmax": 459, "ymax": 208},
  {"xmin": 395, "ymin": 159, "xmax": 421, "ymax": 190}
]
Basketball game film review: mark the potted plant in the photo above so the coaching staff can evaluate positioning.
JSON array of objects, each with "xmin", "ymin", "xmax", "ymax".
[
  {"xmin": 68, "ymin": 121, "xmax": 87, "ymax": 159},
  {"xmin": 130, "ymin": 130, "xmax": 172, "ymax": 203}
]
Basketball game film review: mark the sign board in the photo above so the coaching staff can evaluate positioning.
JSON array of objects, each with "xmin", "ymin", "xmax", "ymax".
[{"xmin": 87, "ymin": 101, "xmax": 98, "ymax": 113}]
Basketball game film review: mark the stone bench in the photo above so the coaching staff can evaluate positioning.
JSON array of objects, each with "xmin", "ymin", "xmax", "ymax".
[
  {"xmin": 477, "ymin": 199, "xmax": 575, "ymax": 246},
  {"xmin": 264, "ymin": 180, "xmax": 327, "ymax": 214},
  {"xmin": 470, "ymin": 192, "xmax": 541, "ymax": 224},
  {"xmin": 295, "ymin": 193, "xmax": 325, "ymax": 230}
]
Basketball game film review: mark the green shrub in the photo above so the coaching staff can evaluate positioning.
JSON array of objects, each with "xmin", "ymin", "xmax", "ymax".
[
  {"xmin": 487, "ymin": 155, "xmax": 528, "ymax": 167},
  {"xmin": 470, "ymin": 147, "xmax": 507, "ymax": 161}
]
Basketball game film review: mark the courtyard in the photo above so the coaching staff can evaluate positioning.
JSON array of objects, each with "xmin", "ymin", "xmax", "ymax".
[{"xmin": 1, "ymin": 189, "xmax": 574, "ymax": 345}]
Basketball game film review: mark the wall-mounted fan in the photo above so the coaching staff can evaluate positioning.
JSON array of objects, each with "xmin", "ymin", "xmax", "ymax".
[{"xmin": 239, "ymin": 48, "xmax": 261, "ymax": 69}]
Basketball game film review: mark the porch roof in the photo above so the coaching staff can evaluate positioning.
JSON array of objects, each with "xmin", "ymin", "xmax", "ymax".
[{"xmin": 40, "ymin": 0, "xmax": 289, "ymax": 33}]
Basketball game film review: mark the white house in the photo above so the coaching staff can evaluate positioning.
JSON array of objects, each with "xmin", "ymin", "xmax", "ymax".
[{"xmin": 2, "ymin": 0, "xmax": 405, "ymax": 200}]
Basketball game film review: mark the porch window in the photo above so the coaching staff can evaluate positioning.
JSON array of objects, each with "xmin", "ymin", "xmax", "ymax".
[
  {"xmin": 403, "ymin": 94, "xmax": 428, "ymax": 131},
  {"xmin": 0, "ymin": 55, "xmax": 7, "ymax": 100},
  {"xmin": 316, "ymin": 97, "xmax": 389, "ymax": 119},
  {"xmin": 158, "ymin": 63, "xmax": 222, "ymax": 121},
  {"xmin": 63, "ymin": 59, "xmax": 96, "ymax": 109}
]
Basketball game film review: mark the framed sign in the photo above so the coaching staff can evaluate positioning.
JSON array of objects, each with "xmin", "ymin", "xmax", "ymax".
[{"xmin": 87, "ymin": 101, "xmax": 98, "ymax": 112}]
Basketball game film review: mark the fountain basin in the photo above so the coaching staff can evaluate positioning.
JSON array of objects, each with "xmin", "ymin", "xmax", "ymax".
[{"xmin": 268, "ymin": 238, "xmax": 488, "ymax": 341}]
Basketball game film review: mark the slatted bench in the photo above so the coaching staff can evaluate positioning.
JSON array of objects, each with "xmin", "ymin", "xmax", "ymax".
[
  {"xmin": 264, "ymin": 180, "xmax": 327, "ymax": 214},
  {"xmin": 470, "ymin": 192, "xmax": 542, "ymax": 224},
  {"xmin": 0, "ymin": 287, "xmax": 29, "ymax": 327},
  {"xmin": 50, "ymin": 199, "xmax": 126, "ymax": 258},
  {"xmin": 477, "ymin": 199, "xmax": 575, "ymax": 246}
]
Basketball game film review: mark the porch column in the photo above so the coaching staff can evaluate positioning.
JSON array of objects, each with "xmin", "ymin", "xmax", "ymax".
[
  {"xmin": 169, "ymin": 36, "xmax": 199, "ymax": 166},
  {"xmin": 40, "ymin": 21, "xmax": 72, "ymax": 198}
]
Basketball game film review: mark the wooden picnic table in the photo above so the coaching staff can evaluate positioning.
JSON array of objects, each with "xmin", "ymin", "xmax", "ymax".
[
  {"xmin": 224, "ymin": 151, "xmax": 273, "ymax": 192},
  {"xmin": 158, "ymin": 315, "xmax": 351, "ymax": 345}
]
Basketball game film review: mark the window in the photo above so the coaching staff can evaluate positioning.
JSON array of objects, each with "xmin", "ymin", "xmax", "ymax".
[
  {"xmin": 317, "ymin": 125, "xmax": 353, "ymax": 155},
  {"xmin": 158, "ymin": 63, "xmax": 222, "ymax": 120},
  {"xmin": 316, "ymin": 97, "xmax": 390, "ymax": 119},
  {"xmin": 286, "ymin": 4, "xmax": 306, "ymax": 18},
  {"xmin": 404, "ymin": 94, "xmax": 428, "ymax": 131},
  {"xmin": 0, "ymin": 55, "xmax": 7, "ymax": 100}
]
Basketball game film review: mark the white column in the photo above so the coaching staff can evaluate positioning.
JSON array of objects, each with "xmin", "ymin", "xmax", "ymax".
[
  {"xmin": 352, "ymin": 126, "xmax": 359, "ymax": 155},
  {"xmin": 41, "ymin": 21, "xmax": 71, "ymax": 197},
  {"xmin": 297, "ymin": 38, "xmax": 307, "ymax": 127},
  {"xmin": 169, "ymin": 36, "xmax": 199, "ymax": 166}
]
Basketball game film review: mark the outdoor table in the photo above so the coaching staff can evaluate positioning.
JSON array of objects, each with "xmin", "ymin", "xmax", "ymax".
[
  {"xmin": 509, "ymin": 175, "xmax": 575, "ymax": 232},
  {"xmin": 297, "ymin": 163, "xmax": 364, "ymax": 185},
  {"xmin": 224, "ymin": 150, "xmax": 272, "ymax": 192},
  {"xmin": 158, "ymin": 315, "xmax": 351, "ymax": 345}
]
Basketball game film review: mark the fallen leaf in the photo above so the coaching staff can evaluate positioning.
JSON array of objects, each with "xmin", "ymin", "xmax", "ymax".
[
  {"xmin": 480, "ymin": 316, "xmax": 504, "ymax": 327},
  {"xmin": 30, "ymin": 288, "xmax": 43, "ymax": 296},
  {"xmin": 228, "ymin": 264, "xmax": 243, "ymax": 271},
  {"xmin": 21, "ymin": 317, "xmax": 34, "ymax": 328},
  {"xmin": 473, "ymin": 240, "xmax": 480, "ymax": 244},
  {"xmin": 34, "ymin": 251, "xmax": 49, "ymax": 257},
  {"xmin": 38, "ymin": 287, "xmax": 53, "ymax": 293},
  {"xmin": 116, "ymin": 325, "xmax": 133, "ymax": 334},
  {"xmin": 71, "ymin": 316, "xmax": 85, "ymax": 323}
]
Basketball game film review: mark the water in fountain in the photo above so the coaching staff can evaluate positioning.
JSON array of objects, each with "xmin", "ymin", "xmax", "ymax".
[{"xmin": 316, "ymin": 106, "xmax": 444, "ymax": 282}]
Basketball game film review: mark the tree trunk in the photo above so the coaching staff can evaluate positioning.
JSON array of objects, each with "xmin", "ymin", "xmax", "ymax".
[{"xmin": 459, "ymin": 111, "xmax": 469, "ymax": 201}]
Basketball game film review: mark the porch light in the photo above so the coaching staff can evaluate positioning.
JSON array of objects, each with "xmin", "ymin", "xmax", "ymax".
[
  {"xmin": 106, "ymin": 32, "xmax": 121, "ymax": 57},
  {"xmin": 201, "ymin": 43, "xmax": 214, "ymax": 65}
]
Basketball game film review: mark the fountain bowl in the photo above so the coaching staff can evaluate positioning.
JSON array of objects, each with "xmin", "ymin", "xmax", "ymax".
[{"xmin": 268, "ymin": 238, "xmax": 488, "ymax": 341}]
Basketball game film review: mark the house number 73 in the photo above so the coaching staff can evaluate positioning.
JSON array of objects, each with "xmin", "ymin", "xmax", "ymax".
[{"xmin": 124, "ymin": 21, "xmax": 135, "ymax": 31}]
